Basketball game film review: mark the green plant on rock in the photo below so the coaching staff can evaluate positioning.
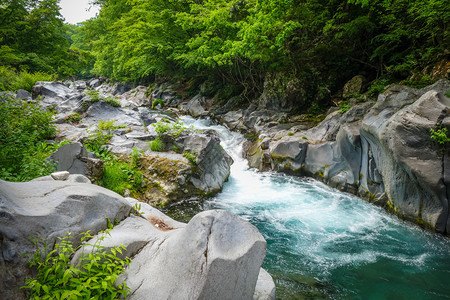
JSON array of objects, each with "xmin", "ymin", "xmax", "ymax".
[
  {"xmin": 430, "ymin": 123, "xmax": 449, "ymax": 145},
  {"xmin": 0, "ymin": 95, "xmax": 62, "ymax": 181},
  {"xmin": 85, "ymin": 120, "xmax": 126, "ymax": 150},
  {"xmin": 151, "ymin": 99, "xmax": 164, "ymax": 109},
  {"xmin": 183, "ymin": 151, "xmax": 197, "ymax": 165},
  {"xmin": 338, "ymin": 101, "xmax": 351, "ymax": 113},
  {"xmin": 149, "ymin": 137, "xmax": 164, "ymax": 152},
  {"xmin": 85, "ymin": 88, "xmax": 121, "ymax": 108},
  {"xmin": 152, "ymin": 119, "xmax": 194, "ymax": 138},
  {"xmin": 65, "ymin": 113, "xmax": 82, "ymax": 124},
  {"xmin": 85, "ymin": 88, "xmax": 101, "ymax": 103},
  {"xmin": 172, "ymin": 145, "xmax": 180, "ymax": 153},
  {"xmin": 101, "ymin": 163, "xmax": 143, "ymax": 196},
  {"xmin": 22, "ymin": 230, "xmax": 131, "ymax": 299},
  {"xmin": 130, "ymin": 147, "xmax": 142, "ymax": 169},
  {"xmin": 104, "ymin": 96, "xmax": 121, "ymax": 107}
]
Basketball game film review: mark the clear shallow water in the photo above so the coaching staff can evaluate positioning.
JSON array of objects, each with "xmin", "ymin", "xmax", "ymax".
[{"xmin": 181, "ymin": 116, "xmax": 450, "ymax": 299}]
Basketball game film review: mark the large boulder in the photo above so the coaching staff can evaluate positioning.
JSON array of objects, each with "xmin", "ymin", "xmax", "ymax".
[
  {"xmin": 242, "ymin": 79, "xmax": 450, "ymax": 232},
  {"xmin": 361, "ymin": 87, "xmax": 450, "ymax": 232},
  {"xmin": 48, "ymin": 142, "xmax": 104, "ymax": 181},
  {"xmin": 110, "ymin": 209, "xmax": 267, "ymax": 299},
  {"xmin": 0, "ymin": 179, "xmax": 132, "ymax": 300},
  {"xmin": 179, "ymin": 94, "xmax": 208, "ymax": 117}
]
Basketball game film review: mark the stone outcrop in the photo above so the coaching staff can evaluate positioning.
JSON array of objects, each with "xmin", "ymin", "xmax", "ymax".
[
  {"xmin": 0, "ymin": 178, "xmax": 273, "ymax": 300},
  {"xmin": 241, "ymin": 79, "xmax": 450, "ymax": 233},
  {"xmin": 0, "ymin": 177, "xmax": 132, "ymax": 300},
  {"xmin": 48, "ymin": 142, "xmax": 104, "ymax": 181},
  {"xmin": 30, "ymin": 80, "xmax": 233, "ymax": 205}
]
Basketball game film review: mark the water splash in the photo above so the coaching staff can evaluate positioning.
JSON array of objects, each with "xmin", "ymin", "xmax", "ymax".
[{"xmin": 181, "ymin": 116, "xmax": 450, "ymax": 299}]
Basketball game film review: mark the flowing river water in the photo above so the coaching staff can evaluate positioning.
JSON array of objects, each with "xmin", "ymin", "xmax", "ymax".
[{"xmin": 174, "ymin": 116, "xmax": 450, "ymax": 299}]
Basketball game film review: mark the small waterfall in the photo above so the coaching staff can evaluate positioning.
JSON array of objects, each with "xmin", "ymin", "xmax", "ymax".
[{"xmin": 181, "ymin": 116, "xmax": 450, "ymax": 299}]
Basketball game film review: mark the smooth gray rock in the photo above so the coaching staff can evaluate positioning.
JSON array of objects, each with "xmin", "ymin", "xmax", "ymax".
[
  {"xmin": 253, "ymin": 268, "xmax": 276, "ymax": 300},
  {"xmin": 50, "ymin": 171, "xmax": 70, "ymax": 181},
  {"xmin": 0, "ymin": 179, "xmax": 132, "ymax": 300},
  {"xmin": 361, "ymin": 88, "xmax": 450, "ymax": 231},
  {"xmin": 180, "ymin": 133, "xmax": 233, "ymax": 193},
  {"xmin": 48, "ymin": 142, "xmax": 104, "ymax": 180},
  {"xmin": 83, "ymin": 101, "xmax": 143, "ymax": 127},
  {"xmin": 118, "ymin": 210, "xmax": 267, "ymax": 300},
  {"xmin": 180, "ymin": 94, "xmax": 208, "ymax": 117},
  {"xmin": 16, "ymin": 89, "xmax": 31, "ymax": 100}
]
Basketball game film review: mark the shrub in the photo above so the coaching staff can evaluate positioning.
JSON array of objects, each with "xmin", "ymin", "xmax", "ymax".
[
  {"xmin": 430, "ymin": 123, "xmax": 449, "ymax": 145},
  {"xmin": 104, "ymin": 96, "xmax": 121, "ymax": 107},
  {"xmin": 151, "ymin": 99, "xmax": 164, "ymax": 109},
  {"xmin": 84, "ymin": 120, "xmax": 126, "ymax": 149},
  {"xmin": 85, "ymin": 88, "xmax": 121, "ymax": 108},
  {"xmin": 130, "ymin": 147, "xmax": 142, "ymax": 169},
  {"xmin": 85, "ymin": 88, "xmax": 101, "ymax": 103},
  {"xmin": 0, "ymin": 66, "xmax": 55, "ymax": 92},
  {"xmin": 0, "ymin": 95, "xmax": 60, "ymax": 181},
  {"xmin": 101, "ymin": 163, "xmax": 143, "ymax": 196},
  {"xmin": 22, "ymin": 230, "xmax": 131, "ymax": 299},
  {"xmin": 151, "ymin": 119, "xmax": 195, "ymax": 138},
  {"xmin": 65, "ymin": 113, "xmax": 82, "ymax": 124},
  {"xmin": 149, "ymin": 137, "xmax": 164, "ymax": 152},
  {"xmin": 183, "ymin": 151, "xmax": 197, "ymax": 164},
  {"xmin": 338, "ymin": 101, "xmax": 351, "ymax": 113}
]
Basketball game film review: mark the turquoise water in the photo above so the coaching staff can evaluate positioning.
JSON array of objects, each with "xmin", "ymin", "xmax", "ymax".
[{"xmin": 182, "ymin": 117, "xmax": 450, "ymax": 299}]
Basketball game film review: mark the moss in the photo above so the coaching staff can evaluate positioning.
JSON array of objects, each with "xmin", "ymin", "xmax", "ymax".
[{"xmin": 270, "ymin": 152, "xmax": 288, "ymax": 163}]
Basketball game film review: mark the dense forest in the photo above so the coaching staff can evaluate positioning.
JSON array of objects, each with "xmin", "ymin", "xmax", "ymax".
[{"xmin": 1, "ymin": 0, "xmax": 449, "ymax": 104}]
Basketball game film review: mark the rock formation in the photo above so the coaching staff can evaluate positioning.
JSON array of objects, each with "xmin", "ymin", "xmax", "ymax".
[
  {"xmin": 0, "ymin": 176, "xmax": 274, "ymax": 299},
  {"xmin": 241, "ymin": 79, "xmax": 450, "ymax": 233}
]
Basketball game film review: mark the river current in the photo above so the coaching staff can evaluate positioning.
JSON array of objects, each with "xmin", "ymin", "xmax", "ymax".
[{"xmin": 179, "ymin": 116, "xmax": 450, "ymax": 299}]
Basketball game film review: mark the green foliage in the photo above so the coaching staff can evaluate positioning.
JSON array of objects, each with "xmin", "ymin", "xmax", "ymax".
[
  {"xmin": 172, "ymin": 145, "xmax": 180, "ymax": 153},
  {"xmin": 130, "ymin": 147, "xmax": 142, "ymax": 169},
  {"xmin": 149, "ymin": 137, "xmax": 164, "ymax": 152},
  {"xmin": 338, "ymin": 101, "xmax": 351, "ymax": 113},
  {"xmin": 65, "ymin": 113, "xmax": 82, "ymax": 124},
  {"xmin": 79, "ymin": 0, "xmax": 448, "ymax": 108},
  {"xmin": 430, "ymin": 124, "xmax": 450, "ymax": 145},
  {"xmin": 183, "ymin": 151, "xmax": 197, "ymax": 165},
  {"xmin": 151, "ymin": 99, "xmax": 164, "ymax": 109},
  {"xmin": 85, "ymin": 88, "xmax": 101, "ymax": 103},
  {"xmin": 104, "ymin": 96, "xmax": 121, "ymax": 107},
  {"xmin": 0, "ymin": 0, "xmax": 90, "ymax": 77},
  {"xmin": 22, "ymin": 230, "xmax": 130, "ymax": 299},
  {"xmin": 367, "ymin": 78, "xmax": 391, "ymax": 97},
  {"xmin": 152, "ymin": 119, "xmax": 194, "ymax": 138},
  {"xmin": 0, "ymin": 66, "xmax": 55, "ymax": 92},
  {"xmin": 85, "ymin": 88, "xmax": 121, "ymax": 107},
  {"xmin": 101, "ymin": 163, "xmax": 143, "ymax": 196},
  {"xmin": 0, "ymin": 95, "xmax": 61, "ymax": 181},
  {"xmin": 84, "ymin": 120, "xmax": 126, "ymax": 149}
]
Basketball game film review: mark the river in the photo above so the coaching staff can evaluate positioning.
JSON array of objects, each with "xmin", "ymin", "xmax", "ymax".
[{"xmin": 177, "ymin": 116, "xmax": 450, "ymax": 299}]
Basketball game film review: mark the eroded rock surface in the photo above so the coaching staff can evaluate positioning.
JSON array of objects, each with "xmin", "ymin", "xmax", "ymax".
[
  {"xmin": 240, "ymin": 79, "xmax": 450, "ymax": 233},
  {"xmin": 0, "ymin": 179, "xmax": 273, "ymax": 300}
]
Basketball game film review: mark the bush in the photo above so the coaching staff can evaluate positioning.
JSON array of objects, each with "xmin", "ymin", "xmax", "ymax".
[
  {"xmin": 84, "ymin": 120, "xmax": 126, "ymax": 149},
  {"xmin": 0, "ymin": 66, "xmax": 55, "ymax": 92},
  {"xmin": 183, "ymin": 151, "xmax": 197, "ymax": 164},
  {"xmin": 151, "ymin": 99, "xmax": 164, "ymax": 109},
  {"xmin": 104, "ymin": 96, "xmax": 121, "ymax": 107},
  {"xmin": 65, "ymin": 113, "xmax": 82, "ymax": 124},
  {"xmin": 0, "ymin": 95, "xmax": 59, "ymax": 181},
  {"xmin": 149, "ymin": 137, "xmax": 164, "ymax": 152},
  {"xmin": 22, "ymin": 230, "xmax": 131, "ymax": 299},
  {"xmin": 101, "ymin": 163, "xmax": 143, "ymax": 196},
  {"xmin": 151, "ymin": 119, "xmax": 195, "ymax": 138}
]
